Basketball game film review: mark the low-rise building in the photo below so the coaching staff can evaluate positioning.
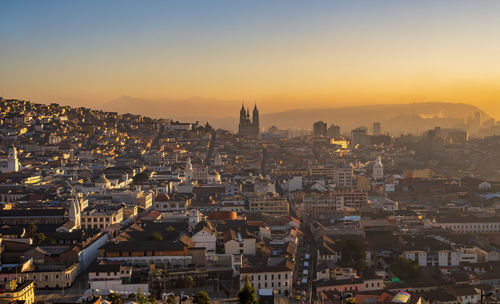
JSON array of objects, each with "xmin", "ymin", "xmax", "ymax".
[
  {"xmin": 0, "ymin": 280, "xmax": 35, "ymax": 304},
  {"xmin": 240, "ymin": 265, "xmax": 293, "ymax": 296}
]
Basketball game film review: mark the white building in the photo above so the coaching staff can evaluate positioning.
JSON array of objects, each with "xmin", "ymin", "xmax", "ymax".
[
  {"xmin": 191, "ymin": 223, "xmax": 217, "ymax": 253},
  {"xmin": 240, "ymin": 265, "xmax": 293, "ymax": 296},
  {"xmin": 438, "ymin": 250, "xmax": 460, "ymax": 267},
  {"xmin": 372, "ymin": 156, "xmax": 384, "ymax": 180},
  {"xmin": 404, "ymin": 251, "xmax": 427, "ymax": 267},
  {"xmin": 0, "ymin": 146, "xmax": 20, "ymax": 173},
  {"xmin": 436, "ymin": 217, "xmax": 500, "ymax": 233}
]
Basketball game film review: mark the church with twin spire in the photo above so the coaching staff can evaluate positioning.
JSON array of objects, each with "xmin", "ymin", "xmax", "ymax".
[{"xmin": 238, "ymin": 103, "xmax": 260, "ymax": 138}]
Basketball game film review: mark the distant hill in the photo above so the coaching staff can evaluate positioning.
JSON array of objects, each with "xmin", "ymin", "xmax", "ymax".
[
  {"xmin": 261, "ymin": 102, "xmax": 489, "ymax": 135},
  {"xmin": 99, "ymin": 95, "xmax": 240, "ymax": 130},
  {"xmin": 99, "ymin": 97, "xmax": 489, "ymax": 134}
]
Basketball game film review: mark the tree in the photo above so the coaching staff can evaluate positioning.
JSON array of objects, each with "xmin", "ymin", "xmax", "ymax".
[
  {"xmin": 34, "ymin": 233, "xmax": 46, "ymax": 244},
  {"xmin": 136, "ymin": 289, "xmax": 150, "ymax": 304},
  {"xmin": 346, "ymin": 298, "xmax": 358, "ymax": 304},
  {"xmin": 166, "ymin": 294, "xmax": 176, "ymax": 304},
  {"xmin": 185, "ymin": 275, "xmax": 195, "ymax": 289},
  {"xmin": 391, "ymin": 256, "xmax": 422, "ymax": 281},
  {"xmin": 27, "ymin": 221, "xmax": 38, "ymax": 235},
  {"xmin": 340, "ymin": 238, "xmax": 366, "ymax": 271},
  {"xmin": 107, "ymin": 293, "xmax": 124, "ymax": 304},
  {"xmin": 148, "ymin": 232, "xmax": 163, "ymax": 241},
  {"xmin": 193, "ymin": 291, "xmax": 211, "ymax": 304},
  {"xmin": 127, "ymin": 294, "xmax": 136, "ymax": 301},
  {"xmin": 238, "ymin": 279, "xmax": 258, "ymax": 304},
  {"xmin": 147, "ymin": 293, "xmax": 157, "ymax": 304}
]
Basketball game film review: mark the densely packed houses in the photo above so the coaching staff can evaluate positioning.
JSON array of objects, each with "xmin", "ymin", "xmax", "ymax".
[{"xmin": 2, "ymin": 97, "xmax": 500, "ymax": 304}]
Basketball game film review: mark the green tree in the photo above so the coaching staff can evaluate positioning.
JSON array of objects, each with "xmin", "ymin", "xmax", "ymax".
[
  {"xmin": 136, "ymin": 289, "xmax": 149, "ymax": 304},
  {"xmin": 127, "ymin": 294, "xmax": 136, "ymax": 301},
  {"xmin": 185, "ymin": 275, "xmax": 195, "ymax": 289},
  {"xmin": 193, "ymin": 291, "xmax": 211, "ymax": 304},
  {"xmin": 346, "ymin": 297, "xmax": 358, "ymax": 304},
  {"xmin": 340, "ymin": 238, "xmax": 366, "ymax": 271},
  {"xmin": 27, "ymin": 221, "xmax": 38, "ymax": 235},
  {"xmin": 238, "ymin": 279, "xmax": 258, "ymax": 304},
  {"xmin": 148, "ymin": 232, "xmax": 163, "ymax": 241},
  {"xmin": 107, "ymin": 293, "xmax": 124, "ymax": 304},
  {"xmin": 391, "ymin": 256, "xmax": 422, "ymax": 281},
  {"xmin": 34, "ymin": 233, "xmax": 46, "ymax": 244},
  {"xmin": 147, "ymin": 293, "xmax": 157, "ymax": 304}
]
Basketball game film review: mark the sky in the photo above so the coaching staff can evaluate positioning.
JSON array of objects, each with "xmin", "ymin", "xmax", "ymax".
[{"xmin": 1, "ymin": 1, "xmax": 500, "ymax": 117}]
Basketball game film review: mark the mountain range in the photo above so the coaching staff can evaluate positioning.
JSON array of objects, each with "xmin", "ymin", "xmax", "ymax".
[{"xmin": 99, "ymin": 96, "xmax": 489, "ymax": 135}]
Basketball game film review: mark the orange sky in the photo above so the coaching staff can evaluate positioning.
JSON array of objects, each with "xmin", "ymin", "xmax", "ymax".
[{"xmin": 1, "ymin": 1, "xmax": 500, "ymax": 117}]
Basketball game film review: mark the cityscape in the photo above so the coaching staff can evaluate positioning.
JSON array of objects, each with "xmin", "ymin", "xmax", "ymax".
[{"xmin": 2, "ymin": 1, "xmax": 500, "ymax": 304}]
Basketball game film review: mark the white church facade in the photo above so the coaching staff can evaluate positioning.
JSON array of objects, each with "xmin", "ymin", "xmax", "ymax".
[{"xmin": 0, "ymin": 146, "xmax": 20, "ymax": 173}]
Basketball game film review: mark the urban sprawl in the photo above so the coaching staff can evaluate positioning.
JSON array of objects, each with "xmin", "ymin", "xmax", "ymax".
[{"xmin": 2, "ymin": 97, "xmax": 500, "ymax": 304}]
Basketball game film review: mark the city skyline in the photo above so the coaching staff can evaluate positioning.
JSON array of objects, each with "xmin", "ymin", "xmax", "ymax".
[{"xmin": 2, "ymin": 1, "xmax": 500, "ymax": 118}]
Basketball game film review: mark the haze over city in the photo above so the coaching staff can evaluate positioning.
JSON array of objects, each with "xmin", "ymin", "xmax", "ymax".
[{"xmin": 2, "ymin": 0, "xmax": 500, "ymax": 120}]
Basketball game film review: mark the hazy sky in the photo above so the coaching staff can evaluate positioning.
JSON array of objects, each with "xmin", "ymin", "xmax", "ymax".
[{"xmin": 1, "ymin": 1, "xmax": 500, "ymax": 116}]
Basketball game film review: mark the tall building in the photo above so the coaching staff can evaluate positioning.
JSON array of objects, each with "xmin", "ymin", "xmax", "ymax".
[
  {"xmin": 313, "ymin": 121, "xmax": 327, "ymax": 137},
  {"xmin": 327, "ymin": 124, "xmax": 341, "ymax": 138},
  {"xmin": 0, "ymin": 145, "xmax": 20, "ymax": 173},
  {"xmin": 238, "ymin": 104, "xmax": 260, "ymax": 138},
  {"xmin": 373, "ymin": 122, "xmax": 381, "ymax": 136},
  {"xmin": 351, "ymin": 127, "xmax": 368, "ymax": 145},
  {"xmin": 334, "ymin": 164, "xmax": 354, "ymax": 188}
]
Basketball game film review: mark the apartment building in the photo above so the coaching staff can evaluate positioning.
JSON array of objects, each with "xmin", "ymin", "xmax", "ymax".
[
  {"xmin": 249, "ymin": 194, "xmax": 289, "ymax": 216},
  {"xmin": 81, "ymin": 204, "xmax": 124, "ymax": 230}
]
